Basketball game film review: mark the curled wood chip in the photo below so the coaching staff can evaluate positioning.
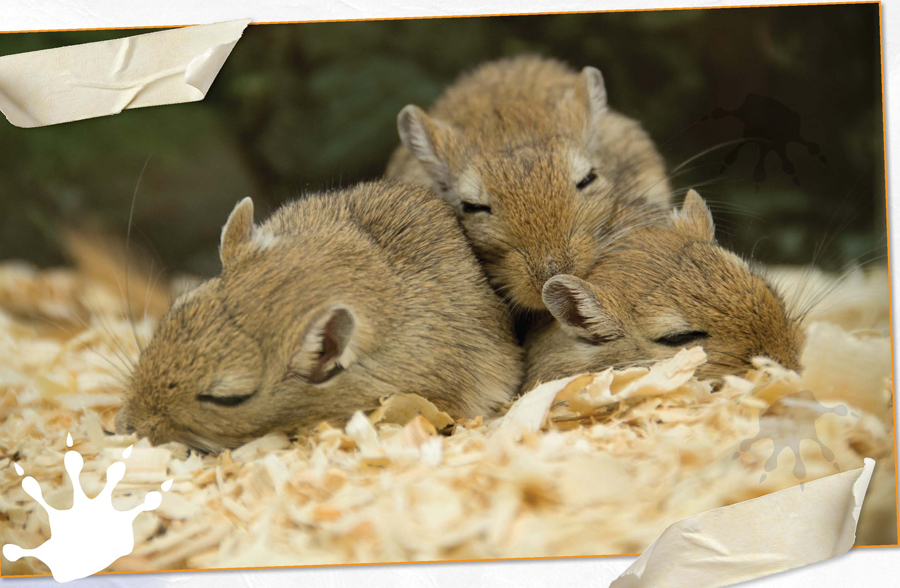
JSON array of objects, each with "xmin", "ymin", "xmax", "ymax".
[
  {"xmin": 368, "ymin": 393, "xmax": 455, "ymax": 431},
  {"xmin": 551, "ymin": 349, "xmax": 710, "ymax": 420},
  {"xmin": 231, "ymin": 433, "xmax": 290, "ymax": 463},
  {"xmin": 614, "ymin": 347, "xmax": 708, "ymax": 399},
  {"xmin": 492, "ymin": 374, "xmax": 582, "ymax": 436}
]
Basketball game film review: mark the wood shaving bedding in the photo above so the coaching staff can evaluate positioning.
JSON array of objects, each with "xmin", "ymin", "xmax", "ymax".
[{"xmin": 0, "ymin": 261, "xmax": 896, "ymax": 576}]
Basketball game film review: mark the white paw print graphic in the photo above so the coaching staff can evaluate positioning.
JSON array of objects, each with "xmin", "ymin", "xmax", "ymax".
[{"xmin": 3, "ymin": 434, "xmax": 172, "ymax": 582}]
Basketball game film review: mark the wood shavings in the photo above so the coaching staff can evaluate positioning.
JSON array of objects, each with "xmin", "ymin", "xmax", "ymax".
[
  {"xmin": 368, "ymin": 393, "xmax": 455, "ymax": 431},
  {"xmin": 768, "ymin": 265, "xmax": 891, "ymax": 334},
  {"xmin": 800, "ymin": 321, "xmax": 894, "ymax": 420},
  {"xmin": 0, "ymin": 261, "xmax": 896, "ymax": 575},
  {"xmin": 493, "ymin": 374, "xmax": 581, "ymax": 435},
  {"xmin": 230, "ymin": 434, "xmax": 290, "ymax": 463}
]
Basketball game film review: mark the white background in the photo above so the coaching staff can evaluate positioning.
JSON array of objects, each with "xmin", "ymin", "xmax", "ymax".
[{"xmin": 0, "ymin": 0, "xmax": 898, "ymax": 586}]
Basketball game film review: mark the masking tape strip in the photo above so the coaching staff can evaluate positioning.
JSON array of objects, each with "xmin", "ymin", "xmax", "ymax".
[
  {"xmin": 611, "ymin": 457, "xmax": 876, "ymax": 588},
  {"xmin": 0, "ymin": 19, "xmax": 251, "ymax": 128}
]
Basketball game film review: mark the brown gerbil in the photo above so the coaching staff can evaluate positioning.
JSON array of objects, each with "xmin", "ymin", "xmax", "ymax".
[
  {"xmin": 523, "ymin": 190, "xmax": 802, "ymax": 391},
  {"xmin": 115, "ymin": 180, "xmax": 523, "ymax": 452},
  {"xmin": 386, "ymin": 55, "xmax": 671, "ymax": 311}
]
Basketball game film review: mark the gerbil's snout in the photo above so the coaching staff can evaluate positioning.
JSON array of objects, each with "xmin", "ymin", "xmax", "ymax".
[
  {"xmin": 755, "ymin": 327, "xmax": 804, "ymax": 373},
  {"xmin": 503, "ymin": 250, "xmax": 577, "ymax": 311},
  {"xmin": 501, "ymin": 245, "xmax": 586, "ymax": 311},
  {"xmin": 779, "ymin": 351, "xmax": 802, "ymax": 372},
  {"xmin": 115, "ymin": 397, "xmax": 169, "ymax": 444},
  {"xmin": 114, "ymin": 403, "xmax": 135, "ymax": 434},
  {"xmin": 116, "ymin": 396, "xmax": 228, "ymax": 453},
  {"xmin": 534, "ymin": 256, "xmax": 573, "ymax": 288},
  {"xmin": 542, "ymin": 257, "xmax": 569, "ymax": 280}
]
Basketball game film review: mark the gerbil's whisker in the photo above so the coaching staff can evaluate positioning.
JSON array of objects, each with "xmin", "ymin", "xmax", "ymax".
[
  {"xmin": 668, "ymin": 139, "xmax": 749, "ymax": 175},
  {"xmin": 30, "ymin": 316, "xmax": 132, "ymax": 382},
  {"xmin": 54, "ymin": 232, "xmax": 140, "ymax": 375},
  {"xmin": 141, "ymin": 260, "xmax": 157, "ymax": 326},
  {"xmin": 106, "ymin": 273, "xmax": 141, "ymax": 368},
  {"xmin": 124, "ymin": 154, "xmax": 153, "ymax": 355},
  {"xmin": 791, "ymin": 254, "xmax": 888, "ymax": 324},
  {"xmin": 73, "ymin": 283, "xmax": 138, "ymax": 372},
  {"xmin": 706, "ymin": 349, "xmax": 753, "ymax": 366}
]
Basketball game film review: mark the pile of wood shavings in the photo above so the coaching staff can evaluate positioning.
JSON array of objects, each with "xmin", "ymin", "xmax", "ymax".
[{"xmin": 0, "ymin": 261, "xmax": 896, "ymax": 576}]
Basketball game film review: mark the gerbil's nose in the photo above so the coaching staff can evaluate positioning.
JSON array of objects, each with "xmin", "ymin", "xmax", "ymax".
[
  {"xmin": 546, "ymin": 259, "xmax": 561, "ymax": 276},
  {"xmin": 774, "ymin": 349, "xmax": 802, "ymax": 372},
  {"xmin": 537, "ymin": 257, "xmax": 573, "ymax": 286},
  {"xmin": 114, "ymin": 406, "xmax": 135, "ymax": 434}
]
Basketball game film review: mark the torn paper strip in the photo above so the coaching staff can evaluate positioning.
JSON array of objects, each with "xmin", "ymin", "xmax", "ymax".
[
  {"xmin": 0, "ymin": 19, "xmax": 250, "ymax": 128},
  {"xmin": 611, "ymin": 458, "xmax": 876, "ymax": 588}
]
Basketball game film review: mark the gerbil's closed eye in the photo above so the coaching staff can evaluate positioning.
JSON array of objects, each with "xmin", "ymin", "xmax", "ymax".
[
  {"xmin": 195, "ymin": 372, "xmax": 262, "ymax": 407},
  {"xmin": 577, "ymin": 333, "xmax": 615, "ymax": 346},
  {"xmin": 576, "ymin": 170, "xmax": 598, "ymax": 190},
  {"xmin": 654, "ymin": 331, "xmax": 708, "ymax": 347},
  {"xmin": 461, "ymin": 201, "xmax": 491, "ymax": 214},
  {"xmin": 197, "ymin": 391, "xmax": 257, "ymax": 407}
]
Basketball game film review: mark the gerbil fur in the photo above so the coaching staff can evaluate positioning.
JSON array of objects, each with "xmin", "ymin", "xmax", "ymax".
[
  {"xmin": 523, "ymin": 190, "xmax": 803, "ymax": 391},
  {"xmin": 386, "ymin": 55, "xmax": 671, "ymax": 311},
  {"xmin": 116, "ymin": 181, "xmax": 523, "ymax": 452}
]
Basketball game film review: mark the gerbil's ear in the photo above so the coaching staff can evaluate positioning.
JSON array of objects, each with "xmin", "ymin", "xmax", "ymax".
[
  {"xmin": 397, "ymin": 105, "xmax": 454, "ymax": 188},
  {"xmin": 580, "ymin": 66, "xmax": 608, "ymax": 125},
  {"xmin": 672, "ymin": 189, "xmax": 716, "ymax": 242},
  {"xmin": 289, "ymin": 305, "xmax": 357, "ymax": 385},
  {"xmin": 220, "ymin": 197, "xmax": 255, "ymax": 265},
  {"xmin": 543, "ymin": 275, "xmax": 622, "ymax": 343}
]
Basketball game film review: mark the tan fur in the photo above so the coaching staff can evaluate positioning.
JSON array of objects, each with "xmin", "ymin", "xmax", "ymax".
[
  {"xmin": 116, "ymin": 181, "xmax": 523, "ymax": 452},
  {"xmin": 386, "ymin": 55, "xmax": 671, "ymax": 311},
  {"xmin": 523, "ymin": 191, "xmax": 803, "ymax": 391}
]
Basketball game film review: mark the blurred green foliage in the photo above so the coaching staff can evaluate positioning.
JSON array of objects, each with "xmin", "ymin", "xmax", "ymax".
[{"xmin": 0, "ymin": 3, "xmax": 885, "ymax": 277}]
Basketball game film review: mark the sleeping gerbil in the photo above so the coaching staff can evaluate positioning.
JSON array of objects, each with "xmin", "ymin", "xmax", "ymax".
[
  {"xmin": 523, "ymin": 190, "xmax": 803, "ymax": 391},
  {"xmin": 385, "ymin": 55, "xmax": 671, "ymax": 312},
  {"xmin": 115, "ymin": 180, "xmax": 523, "ymax": 452}
]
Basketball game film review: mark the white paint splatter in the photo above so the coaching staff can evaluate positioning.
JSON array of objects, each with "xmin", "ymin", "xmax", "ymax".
[{"xmin": 1, "ymin": 435, "xmax": 165, "ymax": 582}]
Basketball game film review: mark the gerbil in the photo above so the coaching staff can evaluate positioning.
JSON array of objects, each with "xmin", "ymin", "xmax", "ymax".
[
  {"xmin": 386, "ymin": 55, "xmax": 671, "ymax": 311},
  {"xmin": 115, "ymin": 180, "xmax": 523, "ymax": 452},
  {"xmin": 523, "ymin": 190, "xmax": 802, "ymax": 391}
]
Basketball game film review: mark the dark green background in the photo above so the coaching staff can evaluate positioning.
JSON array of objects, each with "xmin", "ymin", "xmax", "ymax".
[{"xmin": 0, "ymin": 3, "xmax": 886, "ymax": 278}]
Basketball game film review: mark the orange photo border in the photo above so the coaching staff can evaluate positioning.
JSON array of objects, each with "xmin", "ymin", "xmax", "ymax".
[{"xmin": 0, "ymin": 0, "xmax": 896, "ymax": 579}]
